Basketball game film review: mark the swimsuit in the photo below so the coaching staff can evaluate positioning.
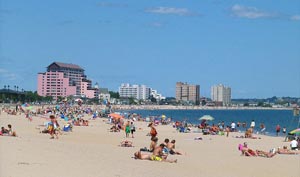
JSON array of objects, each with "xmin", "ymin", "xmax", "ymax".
[{"xmin": 151, "ymin": 155, "xmax": 162, "ymax": 161}]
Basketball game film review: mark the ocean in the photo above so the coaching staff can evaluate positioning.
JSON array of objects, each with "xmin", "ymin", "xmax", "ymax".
[{"xmin": 126, "ymin": 109, "xmax": 299, "ymax": 136}]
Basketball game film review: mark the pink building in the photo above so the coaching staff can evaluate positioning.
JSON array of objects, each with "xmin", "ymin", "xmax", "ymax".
[{"xmin": 37, "ymin": 62, "xmax": 98, "ymax": 100}]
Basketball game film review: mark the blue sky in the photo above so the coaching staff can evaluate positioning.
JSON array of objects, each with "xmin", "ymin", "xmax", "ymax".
[{"xmin": 0, "ymin": 0, "xmax": 299, "ymax": 98}]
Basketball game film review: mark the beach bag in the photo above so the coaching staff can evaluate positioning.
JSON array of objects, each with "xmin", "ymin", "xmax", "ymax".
[{"xmin": 150, "ymin": 128, "xmax": 157, "ymax": 137}]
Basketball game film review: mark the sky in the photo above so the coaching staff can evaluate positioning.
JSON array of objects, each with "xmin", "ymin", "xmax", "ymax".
[{"xmin": 0, "ymin": 0, "xmax": 300, "ymax": 99}]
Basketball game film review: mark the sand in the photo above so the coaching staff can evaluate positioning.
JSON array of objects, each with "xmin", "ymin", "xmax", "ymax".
[{"xmin": 0, "ymin": 112, "xmax": 299, "ymax": 177}]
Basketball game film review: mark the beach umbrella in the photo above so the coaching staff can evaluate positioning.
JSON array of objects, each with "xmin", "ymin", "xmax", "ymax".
[
  {"xmin": 21, "ymin": 103, "xmax": 33, "ymax": 110},
  {"xmin": 199, "ymin": 115, "xmax": 214, "ymax": 121},
  {"xmin": 108, "ymin": 113, "xmax": 123, "ymax": 119},
  {"xmin": 289, "ymin": 128, "xmax": 300, "ymax": 135}
]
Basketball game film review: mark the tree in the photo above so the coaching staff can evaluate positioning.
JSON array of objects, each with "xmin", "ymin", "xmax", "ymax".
[
  {"xmin": 109, "ymin": 91, "xmax": 120, "ymax": 99},
  {"xmin": 257, "ymin": 102, "xmax": 264, "ymax": 107},
  {"xmin": 129, "ymin": 97, "xmax": 136, "ymax": 105},
  {"xmin": 150, "ymin": 97, "xmax": 157, "ymax": 103}
]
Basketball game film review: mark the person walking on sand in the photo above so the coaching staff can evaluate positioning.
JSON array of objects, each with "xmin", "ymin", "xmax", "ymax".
[
  {"xmin": 276, "ymin": 124, "xmax": 281, "ymax": 136},
  {"xmin": 149, "ymin": 122, "xmax": 157, "ymax": 139},
  {"xmin": 125, "ymin": 121, "xmax": 130, "ymax": 138},
  {"xmin": 260, "ymin": 123, "xmax": 266, "ymax": 135},
  {"xmin": 282, "ymin": 127, "xmax": 286, "ymax": 135},
  {"xmin": 130, "ymin": 121, "xmax": 135, "ymax": 138},
  {"xmin": 225, "ymin": 126, "xmax": 230, "ymax": 137},
  {"xmin": 250, "ymin": 120, "xmax": 255, "ymax": 129}
]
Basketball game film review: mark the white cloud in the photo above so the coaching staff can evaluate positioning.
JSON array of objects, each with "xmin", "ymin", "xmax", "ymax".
[
  {"xmin": 231, "ymin": 4, "xmax": 276, "ymax": 19},
  {"xmin": 150, "ymin": 22, "xmax": 166, "ymax": 27},
  {"xmin": 145, "ymin": 7, "xmax": 198, "ymax": 16},
  {"xmin": 0, "ymin": 68, "xmax": 17, "ymax": 81},
  {"xmin": 97, "ymin": 2, "xmax": 127, "ymax": 8},
  {"xmin": 290, "ymin": 15, "xmax": 300, "ymax": 21}
]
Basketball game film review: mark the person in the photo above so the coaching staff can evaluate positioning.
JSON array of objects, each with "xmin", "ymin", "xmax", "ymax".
[
  {"xmin": 1, "ymin": 126, "xmax": 9, "ymax": 134},
  {"xmin": 140, "ymin": 136, "xmax": 158, "ymax": 152},
  {"xmin": 151, "ymin": 144, "xmax": 177, "ymax": 163},
  {"xmin": 167, "ymin": 140, "xmax": 183, "ymax": 155},
  {"xmin": 250, "ymin": 120, "xmax": 255, "ymax": 129},
  {"xmin": 130, "ymin": 121, "xmax": 135, "ymax": 138},
  {"xmin": 148, "ymin": 122, "xmax": 157, "ymax": 139},
  {"xmin": 125, "ymin": 121, "xmax": 130, "ymax": 138},
  {"xmin": 255, "ymin": 149, "xmax": 277, "ymax": 158},
  {"xmin": 290, "ymin": 138, "xmax": 298, "ymax": 150},
  {"xmin": 120, "ymin": 140, "xmax": 133, "ymax": 147},
  {"xmin": 7, "ymin": 124, "xmax": 17, "ymax": 137},
  {"xmin": 277, "ymin": 146, "xmax": 300, "ymax": 154},
  {"xmin": 276, "ymin": 124, "xmax": 281, "ymax": 136},
  {"xmin": 231, "ymin": 122, "xmax": 236, "ymax": 132},
  {"xmin": 225, "ymin": 126, "xmax": 230, "ymax": 137},
  {"xmin": 260, "ymin": 123, "xmax": 266, "ymax": 135},
  {"xmin": 134, "ymin": 151, "xmax": 151, "ymax": 160},
  {"xmin": 161, "ymin": 138, "xmax": 170, "ymax": 159},
  {"xmin": 239, "ymin": 142, "xmax": 257, "ymax": 156},
  {"xmin": 49, "ymin": 115, "xmax": 58, "ymax": 139},
  {"xmin": 149, "ymin": 136, "xmax": 158, "ymax": 152},
  {"xmin": 282, "ymin": 127, "xmax": 286, "ymax": 135}
]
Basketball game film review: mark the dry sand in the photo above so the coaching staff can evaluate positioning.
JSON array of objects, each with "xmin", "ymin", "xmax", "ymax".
[{"xmin": 1, "ymin": 113, "xmax": 299, "ymax": 177}]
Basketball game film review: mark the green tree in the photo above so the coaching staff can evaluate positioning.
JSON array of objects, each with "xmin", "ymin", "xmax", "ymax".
[
  {"xmin": 109, "ymin": 91, "xmax": 120, "ymax": 99},
  {"xmin": 257, "ymin": 102, "xmax": 264, "ymax": 107},
  {"xmin": 129, "ymin": 97, "xmax": 136, "ymax": 105}
]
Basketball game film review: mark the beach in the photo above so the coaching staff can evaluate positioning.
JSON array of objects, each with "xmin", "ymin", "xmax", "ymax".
[{"xmin": 1, "ymin": 112, "xmax": 299, "ymax": 177}]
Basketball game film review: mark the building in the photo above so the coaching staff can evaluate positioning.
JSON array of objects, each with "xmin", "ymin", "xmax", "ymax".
[
  {"xmin": 119, "ymin": 83, "xmax": 150, "ymax": 100},
  {"xmin": 99, "ymin": 88, "xmax": 110, "ymax": 102},
  {"xmin": 37, "ymin": 62, "xmax": 98, "ymax": 100},
  {"xmin": 211, "ymin": 84, "xmax": 231, "ymax": 106},
  {"xmin": 150, "ymin": 89, "xmax": 165, "ymax": 101},
  {"xmin": 175, "ymin": 82, "xmax": 200, "ymax": 104}
]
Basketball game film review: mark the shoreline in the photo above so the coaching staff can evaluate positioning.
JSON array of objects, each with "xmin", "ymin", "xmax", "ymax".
[
  {"xmin": 1, "ymin": 103, "xmax": 292, "ymax": 111},
  {"xmin": 112, "ymin": 105, "xmax": 293, "ymax": 111}
]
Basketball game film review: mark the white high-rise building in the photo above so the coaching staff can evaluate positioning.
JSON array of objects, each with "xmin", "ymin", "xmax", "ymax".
[
  {"xmin": 211, "ymin": 84, "xmax": 231, "ymax": 106},
  {"xmin": 150, "ymin": 89, "xmax": 166, "ymax": 101},
  {"xmin": 119, "ymin": 83, "xmax": 150, "ymax": 100}
]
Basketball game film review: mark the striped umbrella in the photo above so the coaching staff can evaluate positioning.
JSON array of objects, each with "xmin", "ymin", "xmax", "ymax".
[{"xmin": 289, "ymin": 128, "xmax": 300, "ymax": 135}]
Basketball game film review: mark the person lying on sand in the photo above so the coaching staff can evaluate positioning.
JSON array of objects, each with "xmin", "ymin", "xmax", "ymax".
[
  {"xmin": 277, "ymin": 146, "xmax": 300, "ymax": 155},
  {"xmin": 120, "ymin": 140, "xmax": 133, "ymax": 147},
  {"xmin": 135, "ymin": 144, "xmax": 178, "ymax": 163},
  {"xmin": 238, "ymin": 143, "xmax": 276, "ymax": 158},
  {"xmin": 151, "ymin": 144, "xmax": 177, "ymax": 163},
  {"xmin": 239, "ymin": 142, "xmax": 257, "ymax": 156},
  {"xmin": 134, "ymin": 151, "xmax": 151, "ymax": 160},
  {"xmin": 255, "ymin": 149, "xmax": 277, "ymax": 158}
]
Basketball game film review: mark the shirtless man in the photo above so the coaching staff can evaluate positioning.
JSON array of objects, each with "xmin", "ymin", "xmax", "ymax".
[
  {"xmin": 149, "ymin": 137, "xmax": 158, "ymax": 152},
  {"xmin": 134, "ymin": 151, "xmax": 151, "ymax": 160},
  {"xmin": 167, "ymin": 140, "xmax": 183, "ymax": 155},
  {"xmin": 151, "ymin": 144, "xmax": 177, "ymax": 163}
]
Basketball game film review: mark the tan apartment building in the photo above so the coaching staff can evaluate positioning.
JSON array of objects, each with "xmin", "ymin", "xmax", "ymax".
[{"xmin": 176, "ymin": 82, "xmax": 200, "ymax": 104}]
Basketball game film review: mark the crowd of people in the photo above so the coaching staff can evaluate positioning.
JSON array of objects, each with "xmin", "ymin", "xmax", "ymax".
[
  {"xmin": 1, "ymin": 103, "xmax": 299, "ymax": 165},
  {"xmin": 131, "ymin": 122, "xmax": 185, "ymax": 163},
  {"xmin": 0, "ymin": 124, "xmax": 17, "ymax": 137}
]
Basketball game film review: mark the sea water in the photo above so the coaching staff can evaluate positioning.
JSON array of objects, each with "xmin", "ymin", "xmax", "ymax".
[{"xmin": 127, "ymin": 109, "xmax": 299, "ymax": 136}]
